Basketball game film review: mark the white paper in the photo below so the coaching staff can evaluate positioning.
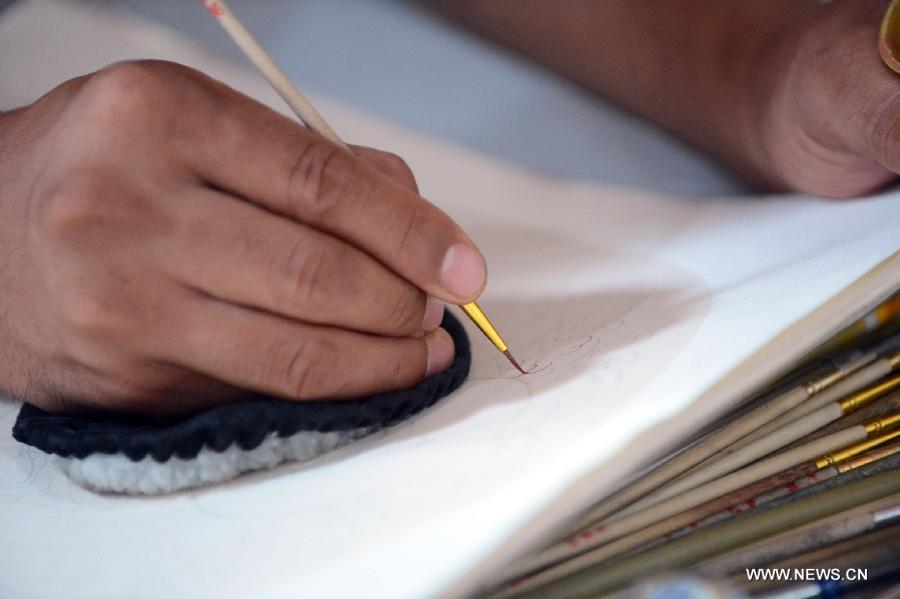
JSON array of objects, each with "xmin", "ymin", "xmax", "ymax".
[{"xmin": 0, "ymin": 1, "xmax": 898, "ymax": 598}]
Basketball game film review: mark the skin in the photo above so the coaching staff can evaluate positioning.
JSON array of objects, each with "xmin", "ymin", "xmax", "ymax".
[
  {"xmin": 0, "ymin": 61, "xmax": 486, "ymax": 414},
  {"xmin": 437, "ymin": 0, "xmax": 900, "ymax": 197},
  {"xmin": 2, "ymin": 1, "xmax": 899, "ymax": 414}
]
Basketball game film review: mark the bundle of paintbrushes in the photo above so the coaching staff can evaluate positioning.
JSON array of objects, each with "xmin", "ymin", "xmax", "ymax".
[{"xmin": 492, "ymin": 294, "xmax": 900, "ymax": 598}]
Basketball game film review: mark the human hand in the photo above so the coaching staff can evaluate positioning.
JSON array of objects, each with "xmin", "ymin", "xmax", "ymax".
[
  {"xmin": 759, "ymin": 0, "xmax": 900, "ymax": 197},
  {"xmin": 0, "ymin": 60, "xmax": 485, "ymax": 414},
  {"xmin": 436, "ymin": 0, "xmax": 900, "ymax": 197}
]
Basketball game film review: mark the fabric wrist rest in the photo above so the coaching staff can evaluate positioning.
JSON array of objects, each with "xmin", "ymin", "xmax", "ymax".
[{"xmin": 12, "ymin": 312, "xmax": 471, "ymax": 494}]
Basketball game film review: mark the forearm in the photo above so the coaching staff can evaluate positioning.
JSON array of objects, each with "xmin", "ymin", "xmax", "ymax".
[
  {"xmin": 435, "ymin": 1, "xmax": 823, "ymax": 189},
  {"xmin": 0, "ymin": 108, "xmax": 25, "ymax": 173},
  {"xmin": 0, "ymin": 110, "xmax": 10, "ymax": 158}
]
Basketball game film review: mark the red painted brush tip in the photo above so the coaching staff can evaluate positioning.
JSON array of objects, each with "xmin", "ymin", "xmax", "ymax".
[{"xmin": 503, "ymin": 349, "xmax": 531, "ymax": 375}]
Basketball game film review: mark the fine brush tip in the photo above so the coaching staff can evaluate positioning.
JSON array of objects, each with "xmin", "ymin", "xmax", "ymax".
[{"xmin": 503, "ymin": 349, "xmax": 531, "ymax": 375}]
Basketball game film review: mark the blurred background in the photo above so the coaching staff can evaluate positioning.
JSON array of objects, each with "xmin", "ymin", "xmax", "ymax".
[{"xmin": 2, "ymin": 0, "xmax": 746, "ymax": 196}]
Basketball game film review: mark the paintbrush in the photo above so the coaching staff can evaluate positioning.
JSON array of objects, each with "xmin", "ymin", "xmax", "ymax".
[
  {"xmin": 616, "ymin": 369, "xmax": 900, "ymax": 519},
  {"xmin": 498, "ymin": 470, "xmax": 900, "ymax": 598},
  {"xmin": 555, "ymin": 436, "xmax": 900, "ymax": 579},
  {"xmin": 199, "ymin": 0, "xmax": 528, "ymax": 374},
  {"xmin": 711, "ymin": 348, "xmax": 900, "ymax": 459},
  {"xmin": 569, "ymin": 350, "xmax": 885, "ymax": 532},
  {"xmin": 653, "ymin": 437, "xmax": 900, "ymax": 548},
  {"xmin": 504, "ymin": 408, "xmax": 900, "ymax": 586},
  {"xmin": 499, "ymin": 430, "xmax": 900, "ymax": 588},
  {"xmin": 719, "ymin": 498, "xmax": 900, "ymax": 584}
]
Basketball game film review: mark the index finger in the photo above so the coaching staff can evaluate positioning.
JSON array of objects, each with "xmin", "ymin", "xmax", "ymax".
[{"xmin": 182, "ymin": 78, "xmax": 486, "ymax": 304}]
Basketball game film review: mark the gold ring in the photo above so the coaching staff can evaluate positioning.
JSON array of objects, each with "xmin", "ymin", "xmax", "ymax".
[{"xmin": 880, "ymin": 0, "xmax": 900, "ymax": 73}]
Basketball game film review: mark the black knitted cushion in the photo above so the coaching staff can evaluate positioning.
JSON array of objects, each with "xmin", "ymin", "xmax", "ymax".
[{"xmin": 12, "ymin": 312, "xmax": 470, "ymax": 463}]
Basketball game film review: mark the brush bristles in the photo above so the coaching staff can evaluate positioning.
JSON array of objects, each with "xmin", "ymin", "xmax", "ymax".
[{"xmin": 503, "ymin": 350, "xmax": 530, "ymax": 375}]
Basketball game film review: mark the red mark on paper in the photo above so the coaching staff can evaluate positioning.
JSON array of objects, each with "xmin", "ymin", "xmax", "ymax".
[
  {"xmin": 519, "ymin": 361, "xmax": 552, "ymax": 376},
  {"xmin": 785, "ymin": 482, "xmax": 799, "ymax": 494},
  {"xmin": 560, "ymin": 335, "xmax": 594, "ymax": 357}
]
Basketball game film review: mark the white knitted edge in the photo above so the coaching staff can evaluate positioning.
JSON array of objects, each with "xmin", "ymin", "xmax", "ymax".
[{"xmin": 55, "ymin": 428, "xmax": 369, "ymax": 495}]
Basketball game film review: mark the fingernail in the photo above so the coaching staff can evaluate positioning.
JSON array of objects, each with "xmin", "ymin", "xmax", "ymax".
[
  {"xmin": 422, "ymin": 295, "xmax": 445, "ymax": 332},
  {"xmin": 425, "ymin": 328, "xmax": 455, "ymax": 377},
  {"xmin": 440, "ymin": 243, "xmax": 486, "ymax": 299}
]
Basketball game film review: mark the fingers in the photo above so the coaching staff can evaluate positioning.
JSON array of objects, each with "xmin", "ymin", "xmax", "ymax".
[
  {"xmin": 180, "ymin": 82, "xmax": 486, "ymax": 304},
  {"xmin": 350, "ymin": 145, "xmax": 420, "ymax": 193},
  {"xmin": 857, "ymin": 67, "xmax": 900, "ymax": 176},
  {"xmin": 164, "ymin": 187, "xmax": 445, "ymax": 336},
  {"xmin": 160, "ymin": 293, "xmax": 456, "ymax": 401},
  {"xmin": 800, "ymin": 9, "xmax": 900, "ymax": 191}
]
